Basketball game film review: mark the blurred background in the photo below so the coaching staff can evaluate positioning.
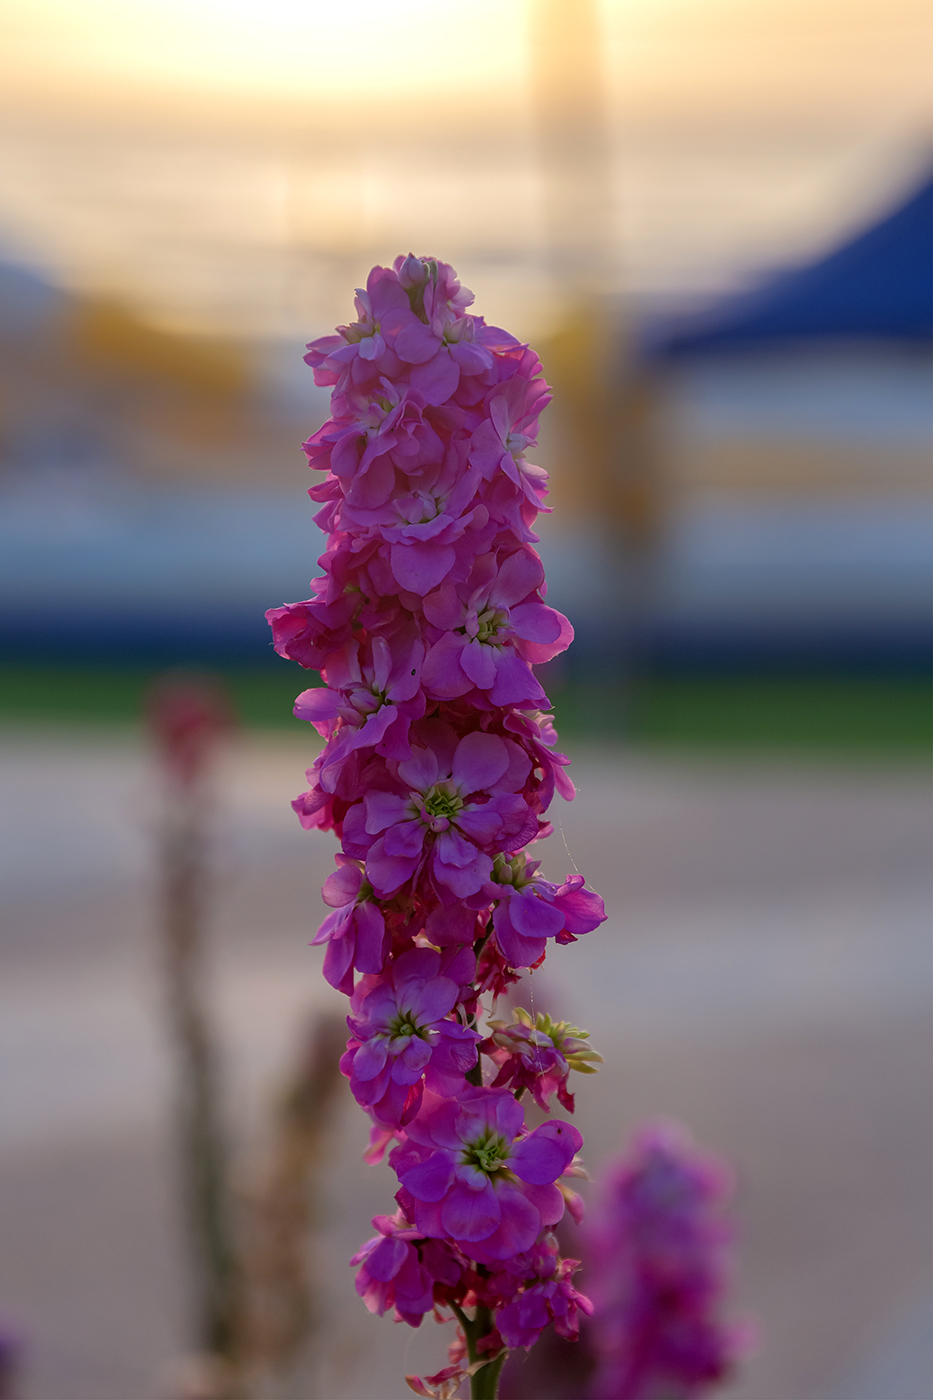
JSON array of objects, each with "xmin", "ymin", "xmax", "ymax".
[{"xmin": 0, "ymin": 0, "xmax": 930, "ymax": 1397}]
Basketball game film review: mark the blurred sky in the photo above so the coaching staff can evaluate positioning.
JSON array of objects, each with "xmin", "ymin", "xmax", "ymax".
[{"xmin": 0, "ymin": 0, "xmax": 930, "ymax": 339}]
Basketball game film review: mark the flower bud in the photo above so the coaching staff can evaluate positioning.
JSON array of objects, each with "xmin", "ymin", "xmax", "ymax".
[{"xmin": 397, "ymin": 253, "xmax": 429, "ymax": 290}]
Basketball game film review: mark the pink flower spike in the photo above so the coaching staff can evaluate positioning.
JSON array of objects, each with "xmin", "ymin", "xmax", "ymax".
[{"xmin": 265, "ymin": 254, "xmax": 621, "ymax": 1392}]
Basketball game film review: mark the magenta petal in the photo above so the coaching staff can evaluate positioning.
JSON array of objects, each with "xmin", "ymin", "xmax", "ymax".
[
  {"xmin": 517, "ymin": 1179, "xmax": 565, "ymax": 1228},
  {"xmin": 529, "ymin": 1117, "xmax": 583, "ymax": 1161},
  {"xmin": 509, "ymin": 1124, "xmax": 576, "ymax": 1185},
  {"xmin": 434, "ymin": 851, "xmax": 492, "ymax": 897},
  {"xmin": 509, "ymin": 601, "xmax": 563, "ymax": 645},
  {"xmin": 398, "ymin": 744, "xmax": 441, "ymax": 791},
  {"xmin": 310, "ymin": 906, "xmax": 348, "ymax": 947},
  {"xmin": 293, "ymin": 686, "xmax": 340, "ymax": 722},
  {"xmin": 555, "ymin": 886, "xmax": 607, "ymax": 934},
  {"xmin": 473, "ymin": 1182, "xmax": 540, "ymax": 1258},
  {"xmin": 393, "ymin": 320, "xmax": 441, "ymax": 364},
  {"xmin": 408, "ymin": 974, "xmax": 459, "ymax": 1023},
  {"xmin": 321, "ymin": 861, "xmax": 362, "ymax": 908},
  {"xmin": 384, "ymin": 818, "xmax": 426, "ymax": 859},
  {"xmin": 422, "ymin": 584, "xmax": 464, "ymax": 630},
  {"xmin": 409, "ymin": 351, "xmax": 460, "ymax": 406},
  {"xmin": 422, "ymin": 635, "xmax": 472, "ymax": 699},
  {"xmin": 353, "ymin": 1037, "xmax": 390, "ymax": 1082},
  {"xmin": 458, "ymin": 639, "xmax": 497, "ymax": 689},
  {"xmin": 405, "ymin": 1092, "xmax": 464, "ymax": 1151},
  {"xmin": 440, "ymin": 1180, "xmax": 500, "ymax": 1242},
  {"xmin": 402, "ymin": 1150, "xmax": 456, "ymax": 1203},
  {"xmin": 490, "ymin": 549, "xmax": 544, "ymax": 606},
  {"xmin": 509, "ymin": 889, "xmax": 565, "ymax": 940},
  {"xmin": 451, "ymin": 732, "xmax": 508, "ymax": 793},
  {"xmin": 366, "ymin": 838, "xmax": 419, "ymax": 895},
  {"xmin": 353, "ymin": 902, "xmax": 388, "ymax": 973},
  {"xmin": 391, "ymin": 541, "xmax": 456, "ymax": 595},
  {"xmin": 434, "ymin": 828, "xmax": 477, "ymax": 869},
  {"xmin": 492, "ymin": 904, "xmax": 548, "ymax": 968},
  {"xmin": 351, "ymin": 704, "xmax": 398, "ymax": 750},
  {"xmin": 454, "ymin": 804, "xmax": 503, "ymax": 845},
  {"xmin": 489, "ymin": 651, "xmax": 546, "ymax": 706},
  {"xmin": 393, "ymin": 1037, "xmax": 433, "ymax": 1083},
  {"xmin": 322, "ymin": 935, "xmax": 355, "ymax": 991},
  {"xmin": 366, "ymin": 1234, "xmax": 408, "ymax": 1282},
  {"xmin": 412, "ymin": 1198, "xmax": 445, "ymax": 1239},
  {"xmin": 364, "ymin": 790, "xmax": 409, "ymax": 834}
]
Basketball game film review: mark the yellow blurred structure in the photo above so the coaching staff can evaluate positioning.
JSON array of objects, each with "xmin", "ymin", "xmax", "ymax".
[
  {"xmin": 0, "ymin": 280, "xmax": 308, "ymax": 488},
  {"xmin": 530, "ymin": 0, "xmax": 665, "ymax": 627}
]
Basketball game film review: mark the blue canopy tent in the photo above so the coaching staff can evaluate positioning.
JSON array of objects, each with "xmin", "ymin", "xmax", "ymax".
[
  {"xmin": 626, "ymin": 173, "xmax": 933, "ymax": 674},
  {"xmin": 643, "ymin": 174, "xmax": 933, "ymax": 357}
]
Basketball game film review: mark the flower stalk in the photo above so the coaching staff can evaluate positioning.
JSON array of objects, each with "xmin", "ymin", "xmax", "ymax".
[{"xmin": 268, "ymin": 257, "xmax": 608, "ymax": 1398}]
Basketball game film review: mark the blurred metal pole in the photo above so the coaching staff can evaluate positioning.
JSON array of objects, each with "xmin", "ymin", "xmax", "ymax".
[
  {"xmin": 530, "ymin": 0, "xmax": 665, "ymax": 709},
  {"xmin": 529, "ymin": 0, "xmax": 615, "ymax": 288}
]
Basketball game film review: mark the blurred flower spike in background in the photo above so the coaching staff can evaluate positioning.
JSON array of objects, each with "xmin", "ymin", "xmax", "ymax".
[
  {"xmin": 586, "ymin": 1121, "xmax": 755, "ymax": 1400},
  {"xmin": 147, "ymin": 673, "xmax": 236, "ymax": 790}
]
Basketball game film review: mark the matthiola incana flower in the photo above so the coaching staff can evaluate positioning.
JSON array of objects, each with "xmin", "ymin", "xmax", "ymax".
[
  {"xmin": 421, "ymin": 547, "xmax": 571, "ymax": 707},
  {"xmin": 295, "ymin": 632, "xmax": 425, "ymax": 789},
  {"xmin": 393, "ymin": 1087, "xmax": 581, "ymax": 1262},
  {"xmin": 265, "ymin": 254, "xmax": 744, "ymax": 1400},
  {"xmin": 483, "ymin": 1006, "xmax": 604, "ymax": 1114},
  {"xmin": 352, "ymin": 1211, "xmax": 464, "ymax": 1328},
  {"xmin": 492, "ymin": 1233, "xmax": 593, "ymax": 1350},
  {"xmin": 355, "ymin": 724, "xmax": 536, "ymax": 898},
  {"xmin": 480, "ymin": 851, "xmax": 607, "ymax": 968},
  {"xmin": 342, "ymin": 947, "xmax": 481, "ymax": 1127},
  {"xmin": 311, "ymin": 855, "xmax": 389, "ymax": 993}
]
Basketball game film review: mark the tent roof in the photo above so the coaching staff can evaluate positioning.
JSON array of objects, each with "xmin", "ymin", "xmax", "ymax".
[{"xmin": 643, "ymin": 174, "xmax": 933, "ymax": 358}]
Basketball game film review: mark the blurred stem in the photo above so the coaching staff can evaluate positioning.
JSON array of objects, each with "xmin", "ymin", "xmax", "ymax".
[{"xmin": 162, "ymin": 795, "xmax": 240, "ymax": 1362}]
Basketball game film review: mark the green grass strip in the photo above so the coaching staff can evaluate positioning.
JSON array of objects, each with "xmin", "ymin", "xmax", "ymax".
[{"xmin": 0, "ymin": 666, "xmax": 929, "ymax": 751}]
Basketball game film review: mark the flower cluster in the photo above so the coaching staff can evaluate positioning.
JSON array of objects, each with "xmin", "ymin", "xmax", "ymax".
[
  {"xmin": 585, "ymin": 1123, "xmax": 751, "ymax": 1400},
  {"xmin": 267, "ymin": 256, "xmax": 607, "ymax": 1396}
]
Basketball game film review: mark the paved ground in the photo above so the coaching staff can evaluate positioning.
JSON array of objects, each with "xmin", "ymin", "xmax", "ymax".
[{"xmin": 0, "ymin": 727, "xmax": 930, "ymax": 1400}]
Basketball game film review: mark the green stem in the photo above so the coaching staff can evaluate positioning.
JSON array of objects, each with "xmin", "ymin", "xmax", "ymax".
[
  {"xmin": 455, "ymin": 1299, "xmax": 507, "ymax": 1400},
  {"xmin": 470, "ymin": 1347, "xmax": 506, "ymax": 1400}
]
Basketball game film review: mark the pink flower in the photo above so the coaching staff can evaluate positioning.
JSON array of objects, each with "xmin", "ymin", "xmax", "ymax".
[
  {"xmin": 421, "ymin": 548, "xmax": 571, "ymax": 706},
  {"xmin": 481, "ymin": 852, "xmax": 607, "ymax": 968},
  {"xmin": 338, "ymin": 443, "xmax": 490, "ymax": 596},
  {"xmin": 393, "ymin": 1087, "xmax": 582, "ymax": 1260},
  {"xmin": 311, "ymin": 855, "xmax": 389, "ymax": 992},
  {"xmin": 405, "ymin": 1363, "xmax": 468, "ymax": 1400},
  {"xmin": 352, "ymin": 1210, "xmax": 463, "ymax": 1327},
  {"xmin": 469, "ymin": 373, "xmax": 552, "ymax": 511},
  {"xmin": 357, "ymin": 723, "xmax": 536, "ymax": 898},
  {"xmin": 305, "ymin": 383, "xmax": 444, "ymax": 512},
  {"xmin": 492, "ymin": 1235, "xmax": 593, "ymax": 1350},
  {"xmin": 586, "ymin": 1122, "xmax": 751, "ymax": 1400},
  {"xmin": 303, "ymin": 264, "xmax": 419, "ymax": 392},
  {"xmin": 342, "ymin": 946, "xmax": 481, "ymax": 1127},
  {"xmin": 295, "ymin": 633, "xmax": 425, "ymax": 789},
  {"xmin": 387, "ymin": 254, "xmax": 498, "ymax": 406},
  {"xmin": 265, "ymin": 591, "xmax": 356, "ymax": 672}
]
